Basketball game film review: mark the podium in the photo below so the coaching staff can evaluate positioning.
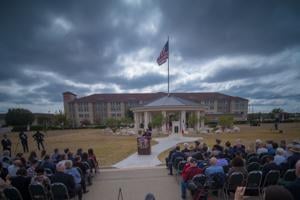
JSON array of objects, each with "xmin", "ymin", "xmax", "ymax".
[{"xmin": 137, "ymin": 136, "xmax": 151, "ymax": 155}]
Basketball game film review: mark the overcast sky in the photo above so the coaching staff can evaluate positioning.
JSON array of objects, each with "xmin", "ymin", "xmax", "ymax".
[{"xmin": 0, "ymin": 0, "xmax": 300, "ymax": 113}]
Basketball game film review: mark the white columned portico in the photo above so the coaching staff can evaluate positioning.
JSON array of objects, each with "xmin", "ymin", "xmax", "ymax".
[
  {"xmin": 180, "ymin": 110, "xmax": 186, "ymax": 133},
  {"xmin": 134, "ymin": 112, "xmax": 139, "ymax": 129},
  {"xmin": 144, "ymin": 111, "xmax": 149, "ymax": 130},
  {"xmin": 162, "ymin": 111, "xmax": 167, "ymax": 133},
  {"xmin": 196, "ymin": 111, "xmax": 200, "ymax": 131},
  {"xmin": 200, "ymin": 111, "xmax": 205, "ymax": 128}
]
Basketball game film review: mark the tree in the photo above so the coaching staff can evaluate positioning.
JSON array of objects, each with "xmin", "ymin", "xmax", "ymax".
[
  {"xmin": 151, "ymin": 113, "xmax": 165, "ymax": 130},
  {"xmin": 188, "ymin": 113, "xmax": 198, "ymax": 128},
  {"xmin": 53, "ymin": 111, "xmax": 68, "ymax": 128},
  {"xmin": 271, "ymin": 108, "xmax": 284, "ymax": 130},
  {"xmin": 218, "ymin": 115, "xmax": 234, "ymax": 129},
  {"xmin": 120, "ymin": 117, "xmax": 133, "ymax": 127},
  {"xmin": 125, "ymin": 109, "xmax": 134, "ymax": 120},
  {"xmin": 5, "ymin": 108, "xmax": 34, "ymax": 126},
  {"xmin": 105, "ymin": 118, "xmax": 120, "ymax": 133}
]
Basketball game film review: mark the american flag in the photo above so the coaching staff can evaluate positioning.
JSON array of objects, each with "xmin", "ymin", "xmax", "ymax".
[{"xmin": 156, "ymin": 41, "xmax": 169, "ymax": 65}]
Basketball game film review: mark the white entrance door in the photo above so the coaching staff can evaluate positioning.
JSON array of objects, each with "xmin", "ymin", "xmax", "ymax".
[{"xmin": 172, "ymin": 121, "xmax": 180, "ymax": 134}]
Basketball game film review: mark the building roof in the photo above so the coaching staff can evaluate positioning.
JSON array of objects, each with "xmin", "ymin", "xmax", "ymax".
[
  {"xmin": 70, "ymin": 92, "xmax": 248, "ymax": 103},
  {"xmin": 145, "ymin": 95, "xmax": 199, "ymax": 107}
]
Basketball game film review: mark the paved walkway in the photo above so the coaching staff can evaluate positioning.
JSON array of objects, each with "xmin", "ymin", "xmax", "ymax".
[
  {"xmin": 113, "ymin": 135, "xmax": 201, "ymax": 169},
  {"xmin": 84, "ymin": 167, "xmax": 181, "ymax": 200}
]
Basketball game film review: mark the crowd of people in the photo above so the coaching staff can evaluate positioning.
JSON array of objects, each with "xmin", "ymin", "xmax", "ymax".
[
  {"xmin": 166, "ymin": 138, "xmax": 300, "ymax": 200},
  {"xmin": 0, "ymin": 146, "xmax": 99, "ymax": 200}
]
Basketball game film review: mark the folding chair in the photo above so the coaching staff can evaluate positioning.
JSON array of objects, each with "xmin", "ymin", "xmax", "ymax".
[
  {"xmin": 247, "ymin": 156, "xmax": 260, "ymax": 164},
  {"xmin": 3, "ymin": 186, "xmax": 23, "ymax": 200},
  {"xmin": 279, "ymin": 169, "xmax": 296, "ymax": 186},
  {"xmin": 260, "ymin": 170, "xmax": 280, "ymax": 198},
  {"xmin": 29, "ymin": 184, "xmax": 49, "ymax": 200},
  {"xmin": 247, "ymin": 162, "xmax": 261, "ymax": 172},
  {"xmin": 44, "ymin": 168, "xmax": 54, "ymax": 176},
  {"xmin": 244, "ymin": 170, "xmax": 262, "ymax": 198},
  {"xmin": 51, "ymin": 183, "xmax": 70, "ymax": 200},
  {"xmin": 223, "ymin": 172, "xmax": 244, "ymax": 200}
]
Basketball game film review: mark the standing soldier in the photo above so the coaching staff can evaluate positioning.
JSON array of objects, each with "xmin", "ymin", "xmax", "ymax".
[
  {"xmin": 19, "ymin": 130, "xmax": 29, "ymax": 153},
  {"xmin": 1, "ymin": 134, "xmax": 12, "ymax": 156},
  {"xmin": 32, "ymin": 130, "xmax": 45, "ymax": 150}
]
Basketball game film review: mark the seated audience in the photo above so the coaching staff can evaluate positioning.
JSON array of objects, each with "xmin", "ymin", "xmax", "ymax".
[
  {"xmin": 233, "ymin": 139, "xmax": 246, "ymax": 156},
  {"xmin": 212, "ymin": 139, "xmax": 224, "ymax": 153},
  {"xmin": 27, "ymin": 159, "xmax": 39, "ymax": 177},
  {"xmin": 180, "ymin": 158, "xmax": 203, "ymax": 199},
  {"xmin": 88, "ymin": 148, "xmax": 99, "ymax": 173},
  {"xmin": 193, "ymin": 141, "xmax": 201, "ymax": 152},
  {"xmin": 28, "ymin": 151, "xmax": 38, "ymax": 164},
  {"xmin": 224, "ymin": 141, "xmax": 234, "ymax": 159},
  {"xmin": 181, "ymin": 143, "xmax": 190, "ymax": 154},
  {"xmin": 261, "ymin": 155, "xmax": 279, "ymax": 178},
  {"xmin": 50, "ymin": 161, "xmax": 76, "ymax": 199},
  {"xmin": 168, "ymin": 146, "xmax": 185, "ymax": 175},
  {"xmin": 9, "ymin": 168, "xmax": 31, "ymax": 200},
  {"xmin": 0, "ymin": 162, "xmax": 8, "ymax": 180},
  {"xmin": 8, "ymin": 159, "xmax": 23, "ymax": 177},
  {"xmin": 40, "ymin": 154, "xmax": 56, "ymax": 173},
  {"xmin": 274, "ymin": 148, "xmax": 287, "ymax": 166},
  {"xmin": 73, "ymin": 155, "xmax": 89, "ymax": 193},
  {"xmin": 257, "ymin": 143, "xmax": 268, "ymax": 155},
  {"xmin": 31, "ymin": 166, "xmax": 51, "ymax": 191},
  {"xmin": 65, "ymin": 160, "xmax": 83, "ymax": 200},
  {"xmin": 228, "ymin": 157, "xmax": 247, "ymax": 178},
  {"xmin": 205, "ymin": 157, "xmax": 224, "ymax": 179},
  {"xmin": 288, "ymin": 144, "xmax": 300, "ymax": 168},
  {"xmin": 51, "ymin": 148, "xmax": 60, "ymax": 163},
  {"xmin": 285, "ymin": 160, "xmax": 300, "ymax": 200},
  {"xmin": 235, "ymin": 185, "xmax": 294, "ymax": 200}
]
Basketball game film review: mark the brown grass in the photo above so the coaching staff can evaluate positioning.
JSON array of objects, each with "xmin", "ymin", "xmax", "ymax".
[
  {"xmin": 4, "ymin": 123, "xmax": 299, "ymax": 167},
  {"xmin": 157, "ymin": 122, "xmax": 300, "ymax": 162},
  {"xmin": 4, "ymin": 129, "xmax": 156, "ymax": 167}
]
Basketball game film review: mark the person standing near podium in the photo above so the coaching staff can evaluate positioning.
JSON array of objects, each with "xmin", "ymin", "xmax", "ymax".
[
  {"xmin": 1, "ymin": 134, "xmax": 12, "ymax": 156},
  {"xmin": 19, "ymin": 131, "xmax": 29, "ymax": 153},
  {"xmin": 32, "ymin": 130, "xmax": 45, "ymax": 150}
]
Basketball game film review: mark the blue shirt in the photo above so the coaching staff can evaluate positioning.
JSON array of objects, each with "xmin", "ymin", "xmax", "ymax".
[
  {"xmin": 205, "ymin": 165, "xmax": 224, "ymax": 177},
  {"xmin": 65, "ymin": 168, "xmax": 81, "ymax": 184},
  {"xmin": 274, "ymin": 155, "xmax": 286, "ymax": 165}
]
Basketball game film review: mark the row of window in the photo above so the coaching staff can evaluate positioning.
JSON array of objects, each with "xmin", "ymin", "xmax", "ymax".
[
  {"xmin": 78, "ymin": 102, "xmax": 89, "ymax": 112},
  {"xmin": 79, "ymin": 114, "xmax": 89, "ymax": 118}
]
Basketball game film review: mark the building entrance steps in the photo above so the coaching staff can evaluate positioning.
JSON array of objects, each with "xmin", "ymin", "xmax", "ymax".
[{"xmin": 113, "ymin": 135, "xmax": 202, "ymax": 169}]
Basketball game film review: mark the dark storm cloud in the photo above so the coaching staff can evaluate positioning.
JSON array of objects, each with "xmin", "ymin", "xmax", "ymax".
[
  {"xmin": 0, "ymin": 0, "xmax": 300, "ymax": 112},
  {"xmin": 159, "ymin": 0, "xmax": 300, "ymax": 59}
]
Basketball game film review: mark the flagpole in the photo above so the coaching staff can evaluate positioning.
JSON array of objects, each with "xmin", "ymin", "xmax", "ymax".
[{"xmin": 168, "ymin": 36, "xmax": 170, "ymax": 96}]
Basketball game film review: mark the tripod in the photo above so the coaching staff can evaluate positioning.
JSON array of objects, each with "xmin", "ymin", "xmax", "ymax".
[{"xmin": 13, "ymin": 141, "xmax": 20, "ymax": 156}]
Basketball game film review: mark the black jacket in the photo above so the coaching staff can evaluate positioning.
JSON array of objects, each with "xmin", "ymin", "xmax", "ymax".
[
  {"xmin": 51, "ymin": 172, "xmax": 75, "ymax": 196},
  {"xmin": 11, "ymin": 176, "xmax": 31, "ymax": 200}
]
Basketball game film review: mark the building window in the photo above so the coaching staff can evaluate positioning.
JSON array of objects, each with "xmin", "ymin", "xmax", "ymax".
[{"xmin": 111, "ymin": 102, "xmax": 121, "ymax": 111}]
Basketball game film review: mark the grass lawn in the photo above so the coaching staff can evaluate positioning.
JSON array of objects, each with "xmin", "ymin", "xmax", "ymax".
[
  {"xmin": 157, "ymin": 122, "xmax": 300, "ymax": 163},
  {"xmin": 3, "ymin": 122, "xmax": 299, "ymax": 167},
  {"xmin": 4, "ymin": 129, "xmax": 156, "ymax": 167}
]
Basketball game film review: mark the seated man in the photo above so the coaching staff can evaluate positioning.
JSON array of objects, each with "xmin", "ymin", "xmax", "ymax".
[
  {"xmin": 168, "ymin": 146, "xmax": 186, "ymax": 175},
  {"xmin": 205, "ymin": 157, "xmax": 224, "ymax": 181},
  {"xmin": 285, "ymin": 160, "xmax": 300, "ymax": 200},
  {"xmin": 261, "ymin": 155, "xmax": 279, "ymax": 179},
  {"xmin": 180, "ymin": 158, "xmax": 203, "ymax": 199},
  {"xmin": 50, "ymin": 161, "xmax": 76, "ymax": 199},
  {"xmin": 10, "ymin": 168, "xmax": 31, "ymax": 200},
  {"xmin": 64, "ymin": 160, "xmax": 83, "ymax": 200}
]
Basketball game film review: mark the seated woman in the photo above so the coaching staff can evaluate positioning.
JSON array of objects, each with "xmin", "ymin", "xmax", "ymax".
[{"xmin": 228, "ymin": 156, "xmax": 248, "ymax": 178}]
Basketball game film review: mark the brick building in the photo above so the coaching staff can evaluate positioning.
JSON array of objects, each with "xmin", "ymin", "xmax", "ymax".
[{"xmin": 63, "ymin": 91, "xmax": 248, "ymax": 127}]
